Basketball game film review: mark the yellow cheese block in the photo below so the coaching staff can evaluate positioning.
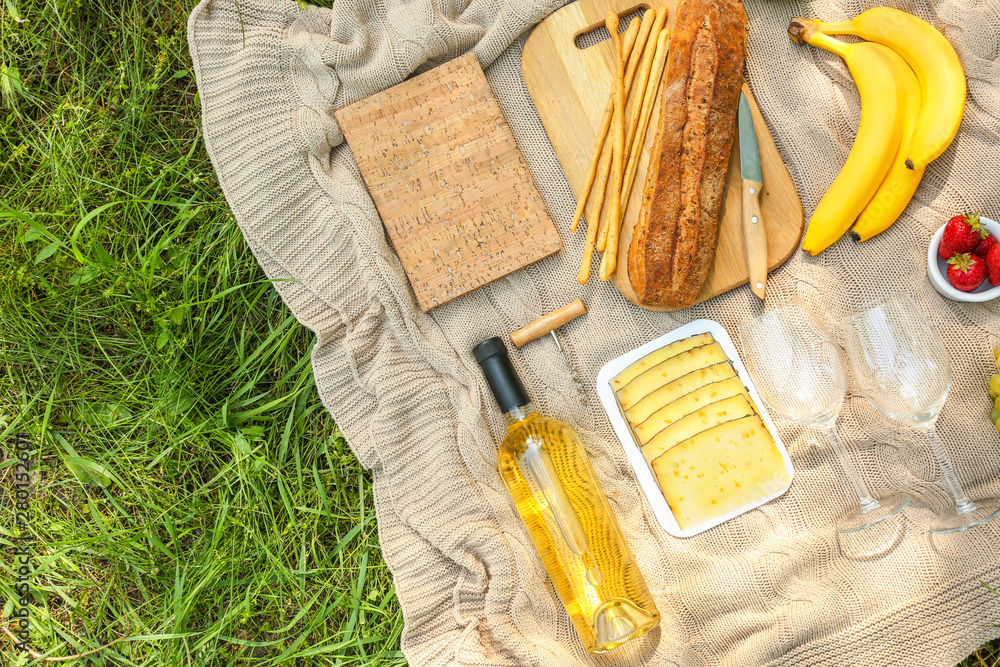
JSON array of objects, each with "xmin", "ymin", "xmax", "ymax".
[
  {"xmin": 611, "ymin": 332, "xmax": 714, "ymax": 389},
  {"xmin": 641, "ymin": 394, "xmax": 757, "ymax": 464},
  {"xmin": 626, "ymin": 364, "xmax": 738, "ymax": 429},
  {"xmin": 633, "ymin": 377, "xmax": 754, "ymax": 445},
  {"xmin": 616, "ymin": 342, "xmax": 726, "ymax": 411},
  {"xmin": 651, "ymin": 414, "xmax": 790, "ymax": 532}
]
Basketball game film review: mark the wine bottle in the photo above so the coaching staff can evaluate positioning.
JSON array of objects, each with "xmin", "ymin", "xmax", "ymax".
[{"xmin": 473, "ymin": 337, "xmax": 659, "ymax": 653}]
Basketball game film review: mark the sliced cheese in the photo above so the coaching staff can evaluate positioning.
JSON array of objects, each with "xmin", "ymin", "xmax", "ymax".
[
  {"xmin": 611, "ymin": 332, "xmax": 714, "ymax": 389},
  {"xmin": 616, "ymin": 342, "xmax": 726, "ymax": 411},
  {"xmin": 626, "ymin": 363, "xmax": 738, "ymax": 428},
  {"xmin": 641, "ymin": 394, "xmax": 757, "ymax": 464},
  {"xmin": 651, "ymin": 414, "xmax": 790, "ymax": 532},
  {"xmin": 633, "ymin": 377, "xmax": 754, "ymax": 445}
]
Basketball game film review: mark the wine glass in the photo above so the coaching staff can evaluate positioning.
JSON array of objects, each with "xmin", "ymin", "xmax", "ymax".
[
  {"xmin": 843, "ymin": 292, "xmax": 1000, "ymax": 534},
  {"xmin": 739, "ymin": 302, "xmax": 911, "ymax": 533}
]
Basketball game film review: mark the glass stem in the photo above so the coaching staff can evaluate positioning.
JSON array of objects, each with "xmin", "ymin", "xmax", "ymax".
[
  {"xmin": 921, "ymin": 424, "xmax": 976, "ymax": 515},
  {"xmin": 819, "ymin": 423, "xmax": 879, "ymax": 514}
]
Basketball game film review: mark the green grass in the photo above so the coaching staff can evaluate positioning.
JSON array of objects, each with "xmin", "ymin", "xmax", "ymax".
[
  {"xmin": 1, "ymin": 1, "xmax": 403, "ymax": 664},
  {"xmin": 0, "ymin": 0, "xmax": 996, "ymax": 665}
]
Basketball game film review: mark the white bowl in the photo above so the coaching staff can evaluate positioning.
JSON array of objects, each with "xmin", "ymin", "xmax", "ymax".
[{"xmin": 927, "ymin": 216, "xmax": 1000, "ymax": 302}]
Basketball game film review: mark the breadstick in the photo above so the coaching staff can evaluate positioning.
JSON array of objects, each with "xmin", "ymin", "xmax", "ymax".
[
  {"xmin": 597, "ymin": 15, "xmax": 625, "ymax": 280},
  {"xmin": 570, "ymin": 17, "xmax": 645, "ymax": 233},
  {"xmin": 579, "ymin": 21, "xmax": 654, "ymax": 285},
  {"xmin": 598, "ymin": 13, "xmax": 627, "ymax": 282},
  {"xmin": 593, "ymin": 12, "xmax": 655, "ymax": 250},
  {"xmin": 620, "ymin": 29, "xmax": 670, "ymax": 222},
  {"xmin": 624, "ymin": 9, "xmax": 668, "ymax": 166},
  {"xmin": 600, "ymin": 28, "xmax": 670, "ymax": 281},
  {"xmin": 602, "ymin": 11, "xmax": 666, "ymax": 269}
]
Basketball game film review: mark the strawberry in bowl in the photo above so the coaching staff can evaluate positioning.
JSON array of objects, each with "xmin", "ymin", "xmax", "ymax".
[
  {"xmin": 946, "ymin": 253, "xmax": 986, "ymax": 292},
  {"xmin": 975, "ymin": 232, "xmax": 998, "ymax": 259},
  {"xmin": 987, "ymin": 244, "xmax": 1000, "ymax": 287},
  {"xmin": 939, "ymin": 212, "xmax": 985, "ymax": 259},
  {"xmin": 928, "ymin": 214, "xmax": 1000, "ymax": 302}
]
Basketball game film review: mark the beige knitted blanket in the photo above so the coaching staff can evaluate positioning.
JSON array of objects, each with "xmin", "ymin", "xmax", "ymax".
[{"xmin": 188, "ymin": 0, "xmax": 1000, "ymax": 664}]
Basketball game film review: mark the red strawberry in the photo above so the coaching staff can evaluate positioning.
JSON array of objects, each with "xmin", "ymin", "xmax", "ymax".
[
  {"xmin": 947, "ymin": 253, "xmax": 986, "ymax": 292},
  {"xmin": 938, "ymin": 239, "xmax": 957, "ymax": 260},
  {"xmin": 942, "ymin": 213, "xmax": 985, "ymax": 254},
  {"xmin": 987, "ymin": 244, "xmax": 1000, "ymax": 287},
  {"xmin": 974, "ymin": 232, "xmax": 997, "ymax": 258}
]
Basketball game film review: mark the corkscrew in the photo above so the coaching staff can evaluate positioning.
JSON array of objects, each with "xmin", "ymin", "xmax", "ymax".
[{"xmin": 510, "ymin": 299, "xmax": 588, "ymax": 404}]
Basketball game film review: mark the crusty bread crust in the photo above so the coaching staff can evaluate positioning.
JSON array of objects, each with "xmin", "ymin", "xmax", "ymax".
[{"xmin": 627, "ymin": 0, "xmax": 745, "ymax": 308}]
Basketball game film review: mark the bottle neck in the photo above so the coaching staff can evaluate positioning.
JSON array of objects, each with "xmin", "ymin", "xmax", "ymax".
[{"xmin": 504, "ymin": 402, "xmax": 538, "ymax": 427}]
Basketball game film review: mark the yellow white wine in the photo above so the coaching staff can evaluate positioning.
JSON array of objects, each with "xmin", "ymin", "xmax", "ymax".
[{"xmin": 474, "ymin": 337, "xmax": 659, "ymax": 653}]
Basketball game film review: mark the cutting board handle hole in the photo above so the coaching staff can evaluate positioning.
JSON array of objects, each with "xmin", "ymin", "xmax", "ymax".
[{"xmin": 573, "ymin": 6, "xmax": 648, "ymax": 50}]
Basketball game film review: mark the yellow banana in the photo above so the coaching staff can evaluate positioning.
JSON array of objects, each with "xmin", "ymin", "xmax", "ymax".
[
  {"xmin": 851, "ymin": 47, "xmax": 923, "ymax": 242},
  {"xmin": 788, "ymin": 22, "xmax": 903, "ymax": 256},
  {"xmin": 810, "ymin": 7, "xmax": 965, "ymax": 170}
]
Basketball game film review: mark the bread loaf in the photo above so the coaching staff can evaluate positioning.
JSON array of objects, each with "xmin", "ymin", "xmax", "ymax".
[{"xmin": 627, "ymin": 0, "xmax": 746, "ymax": 308}]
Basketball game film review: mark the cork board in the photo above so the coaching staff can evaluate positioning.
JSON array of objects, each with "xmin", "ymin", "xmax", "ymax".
[{"xmin": 336, "ymin": 53, "xmax": 562, "ymax": 312}]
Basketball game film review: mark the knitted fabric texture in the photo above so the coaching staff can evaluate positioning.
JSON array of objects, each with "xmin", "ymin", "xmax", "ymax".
[{"xmin": 188, "ymin": 0, "xmax": 1000, "ymax": 664}]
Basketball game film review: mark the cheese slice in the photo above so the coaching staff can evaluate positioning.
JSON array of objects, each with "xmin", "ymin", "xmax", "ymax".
[
  {"xmin": 626, "ymin": 363, "xmax": 738, "ymax": 428},
  {"xmin": 633, "ymin": 377, "xmax": 754, "ymax": 445},
  {"xmin": 611, "ymin": 333, "xmax": 714, "ymax": 389},
  {"xmin": 641, "ymin": 394, "xmax": 757, "ymax": 464},
  {"xmin": 616, "ymin": 342, "xmax": 726, "ymax": 411},
  {"xmin": 651, "ymin": 415, "xmax": 790, "ymax": 532}
]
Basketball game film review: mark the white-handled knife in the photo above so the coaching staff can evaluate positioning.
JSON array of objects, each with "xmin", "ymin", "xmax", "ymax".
[{"xmin": 738, "ymin": 89, "xmax": 767, "ymax": 300}]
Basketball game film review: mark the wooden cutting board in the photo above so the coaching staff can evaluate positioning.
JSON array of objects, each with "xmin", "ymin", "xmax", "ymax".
[
  {"xmin": 336, "ymin": 53, "xmax": 562, "ymax": 312},
  {"xmin": 522, "ymin": 0, "xmax": 804, "ymax": 310}
]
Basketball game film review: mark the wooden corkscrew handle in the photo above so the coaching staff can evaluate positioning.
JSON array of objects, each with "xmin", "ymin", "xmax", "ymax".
[{"xmin": 510, "ymin": 299, "xmax": 588, "ymax": 348}]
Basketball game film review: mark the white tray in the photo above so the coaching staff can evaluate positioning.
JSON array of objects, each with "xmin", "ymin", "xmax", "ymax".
[{"xmin": 596, "ymin": 319, "xmax": 794, "ymax": 538}]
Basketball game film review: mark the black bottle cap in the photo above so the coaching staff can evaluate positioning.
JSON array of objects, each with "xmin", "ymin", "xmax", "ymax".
[{"xmin": 473, "ymin": 337, "xmax": 530, "ymax": 413}]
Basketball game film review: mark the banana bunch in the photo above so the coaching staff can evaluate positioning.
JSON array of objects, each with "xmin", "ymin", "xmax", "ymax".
[{"xmin": 788, "ymin": 8, "xmax": 966, "ymax": 255}]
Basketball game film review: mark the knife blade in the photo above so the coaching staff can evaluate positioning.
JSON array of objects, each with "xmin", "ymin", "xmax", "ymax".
[{"xmin": 738, "ymin": 88, "xmax": 767, "ymax": 300}]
